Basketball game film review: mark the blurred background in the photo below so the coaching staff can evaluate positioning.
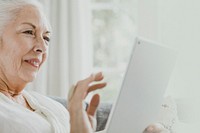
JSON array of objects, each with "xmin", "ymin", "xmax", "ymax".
[{"xmin": 27, "ymin": 0, "xmax": 200, "ymax": 125}]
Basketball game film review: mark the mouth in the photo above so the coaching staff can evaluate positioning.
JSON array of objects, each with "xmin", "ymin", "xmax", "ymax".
[{"xmin": 24, "ymin": 58, "xmax": 41, "ymax": 68}]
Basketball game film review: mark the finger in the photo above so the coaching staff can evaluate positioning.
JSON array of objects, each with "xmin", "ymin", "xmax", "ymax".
[
  {"xmin": 75, "ymin": 72, "xmax": 104, "ymax": 94},
  {"xmin": 71, "ymin": 72, "xmax": 105, "ymax": 101},
  {"xmin": 68, "ymin": 85, "xmax": 76, "ymax": 101},
  {"xmin": 144, "ymin": 123, "xmax": 166, "ymax": 133},
  {"xmin": 87, "ymin": 94, "xmax": 100, "ymax": 116},
  {"xmin": 88, "ymin": 115, "xmax": 97, "ymax": 131},
  {"xmin": 144, "ymin": 125, "xmax": 154, "ymax": 133},
  {"xmin": 81, "ymin": 83, "xmax": 106, "ymax": 98},
  {"xmin": 88, "ymin": 83, "xmax": 107, "ymax": 93},
  {"xmin": 93, "ymin": 72, "xmax": 104, "ymax": 81},
  {"xmin": 82, "ymin": 72, "xmax": 103, "ymax": 83},
  {"xmin": 83, "ymin": 83, "xmax": 106, "ymax": 99}
]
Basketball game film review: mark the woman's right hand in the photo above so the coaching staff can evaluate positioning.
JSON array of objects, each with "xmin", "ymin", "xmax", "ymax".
[{"xmin": 67, "ymin": 72, "xmax": 106, "ymax": 133}]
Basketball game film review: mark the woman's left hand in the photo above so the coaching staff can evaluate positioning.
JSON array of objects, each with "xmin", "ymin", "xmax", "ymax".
[
  {"xmin": 68, "ymin": 72, "xmax": 106, "ymax": 133},
  {"xmin": 143, "ymin": 123, "xmax": 170, "ymax": 133}
]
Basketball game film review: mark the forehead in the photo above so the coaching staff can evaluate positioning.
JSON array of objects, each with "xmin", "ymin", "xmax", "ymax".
[{"xmin": 14, "ymin": 5, "xmax": 51, "ymax": 31}]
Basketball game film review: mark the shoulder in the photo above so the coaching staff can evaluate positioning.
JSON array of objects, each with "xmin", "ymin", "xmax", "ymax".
[
  {"xmin": 23, "ymin": 90, "xmax": 70, "ymax": 124},
  {"xmin": 25, "ymin": 91, "xmax": 65, "ymax": 107}
]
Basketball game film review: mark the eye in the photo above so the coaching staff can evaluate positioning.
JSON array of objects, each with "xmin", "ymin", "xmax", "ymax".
[
  {"xmin": 43, "ymin": 36, "xmax": 50, "ymax": 42},
  {"xmin": 23, "ymin": 30, "xmax": 34, "ymax": 35}
]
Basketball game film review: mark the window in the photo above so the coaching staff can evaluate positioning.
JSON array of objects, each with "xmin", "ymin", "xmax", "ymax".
[{"xmin": 89, "ymin": 0, "xmax": 138, "ymax": 102}]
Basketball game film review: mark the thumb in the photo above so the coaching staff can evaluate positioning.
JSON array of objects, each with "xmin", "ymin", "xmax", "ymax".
[{"xmin": 87, "ymin": 94, "xmax": 100, "ymax": 116}]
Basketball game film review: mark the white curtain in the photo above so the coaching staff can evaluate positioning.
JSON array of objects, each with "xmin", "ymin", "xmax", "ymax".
[{"xmin": 27, "ymin": 0, "xmax": 91, "ymax": 98}]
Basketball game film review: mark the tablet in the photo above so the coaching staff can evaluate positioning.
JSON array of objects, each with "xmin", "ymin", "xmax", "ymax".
[{"xmin": 104, "ymin": 37, "xmax": 177, "ymax": 133}]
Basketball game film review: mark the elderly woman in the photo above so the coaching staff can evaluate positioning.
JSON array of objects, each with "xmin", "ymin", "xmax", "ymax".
[{"xmin": 0, "ymin": 0, "xmax": 175, "ymax": 133}]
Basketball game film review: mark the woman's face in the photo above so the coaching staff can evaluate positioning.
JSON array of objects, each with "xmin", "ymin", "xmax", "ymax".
[{"xmin": 0, "ymin": 5, "xmax": 51, "ymax": 86}]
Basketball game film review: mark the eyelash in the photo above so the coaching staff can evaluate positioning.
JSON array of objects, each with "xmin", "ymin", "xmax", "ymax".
[
  {"xmin": 43, "ymin": 36, "xmax": 50, "ymax": 42},
  {"xmin": 23, "ymin": 30, "xmax": 50, "ymax": 43},
  {"xmin": 23, "ymin": 30, "xmax": 34, "ymax": 35}
]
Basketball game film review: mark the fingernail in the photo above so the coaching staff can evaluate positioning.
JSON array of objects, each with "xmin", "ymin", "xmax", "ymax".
[
  {"xmin": 147, "ymin": 127, "xmax": 154, "ymax": 131},
  {"xmin": 91, "ymin": 73, "xmax": 95, "ymax": 78},
  {"xmin": 97, "ymin": 71, "xmax": 102, "ymax": 75}
]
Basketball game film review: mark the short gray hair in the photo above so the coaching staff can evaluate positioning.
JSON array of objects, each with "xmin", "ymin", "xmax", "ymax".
[{"xmin": 0, "ymin": 0, "xmax": 46, "ymax": 35}]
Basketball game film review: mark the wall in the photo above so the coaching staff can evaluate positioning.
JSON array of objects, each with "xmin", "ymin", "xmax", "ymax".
[
  {"xmin": 138, "ymin": 0, "xmax": 200, "ymax": 100},
  {"xmin": 159, "ymin": 0, "xmax": 200, "ymax": 99}
]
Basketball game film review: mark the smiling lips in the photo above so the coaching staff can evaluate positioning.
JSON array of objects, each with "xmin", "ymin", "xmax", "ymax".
[{"xmin": 25, "ymin": 58, "xmax": 41, "ymax": 68}]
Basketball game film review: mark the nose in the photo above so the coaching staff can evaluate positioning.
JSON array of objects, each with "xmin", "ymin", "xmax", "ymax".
[{"xmin": 33, "ymin": 37, "xmax": 47, "ymax": 54}]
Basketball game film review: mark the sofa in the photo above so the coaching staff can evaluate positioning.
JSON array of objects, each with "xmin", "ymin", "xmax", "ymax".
[{"xmin": 51, "ymin": 96, "xmax": 200, "ymax": 133}]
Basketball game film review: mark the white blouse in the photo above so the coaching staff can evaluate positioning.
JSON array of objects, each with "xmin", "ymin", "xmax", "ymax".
[{"xmin": 0, "ymin": 91, "xmax": 70, "ymax": 133}]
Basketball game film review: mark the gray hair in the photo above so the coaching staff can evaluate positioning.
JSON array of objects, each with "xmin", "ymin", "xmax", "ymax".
[{"xmin": 0, "ymin": 0, "xmax": 47, "ymax": 35}]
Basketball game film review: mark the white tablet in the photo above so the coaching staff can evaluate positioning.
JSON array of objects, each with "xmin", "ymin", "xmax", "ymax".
[{"xmin": 104, "ymin": 37, "xmax": 177, "ymax": 133}]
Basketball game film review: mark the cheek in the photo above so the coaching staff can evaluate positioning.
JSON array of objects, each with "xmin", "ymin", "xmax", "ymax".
[
  {"xmin": 2, "ymin": 34, "xmax": 30, "ymax": 54},
  {"xmin": 4, "ymin": 52, "xmax": 21, "ymax": 70},
  {"xmin": 4, "ymin": 45, "xmax": 25, "ymax": 65},
  {"xmin": 0, "ymin": 41, "xmax": 30, "ymax": 71},
  {"xmin": 40, "ymin": 53, "xmax": 48, "ymax": 67},
  {"xmin": 0, "ymin": 37, "xmax": 2, "ymax": 47},
  {"xmin": 0, "ymin": 52, "xmax": 20, "ymax": 76}
]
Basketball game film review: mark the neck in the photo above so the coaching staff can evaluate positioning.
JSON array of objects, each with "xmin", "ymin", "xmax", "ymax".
[
  {"xmin": 0, "ymin": 77, "xmax": 34, "ymax": 111},
  {"xmin": 0, "ymin": 77, "xmax": 24, "ymax": 97}
]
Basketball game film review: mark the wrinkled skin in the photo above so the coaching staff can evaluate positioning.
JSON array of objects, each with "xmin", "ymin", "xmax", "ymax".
[
  {"xmin": 68, "ymin": 72, "xmax": 106, "ymax": 133},
  {"xmin": 0, "ymin": 5, "xmax": 50, "ymax": 109},
  {"xmin": 144, "ymin": 123, "xmax": 170, "ymax": 133}
]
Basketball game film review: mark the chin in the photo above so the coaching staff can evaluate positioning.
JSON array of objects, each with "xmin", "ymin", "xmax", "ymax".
[
  {"xmin": 25, "ymin": 77, "xmax": 36, "ymax": 83},
  {"xmin": 22, "ymin": 73, "xmax": 37, "ymax": 83}
]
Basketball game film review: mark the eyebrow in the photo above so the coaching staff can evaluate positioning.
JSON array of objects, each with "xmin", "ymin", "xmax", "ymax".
[
  {"xmin": 21, "ymin": 22, "xmax": 51, "ymax": 34},
  {"xmin": 21, "ymin": 22, "xmax": 36, "ymax": 28}
]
